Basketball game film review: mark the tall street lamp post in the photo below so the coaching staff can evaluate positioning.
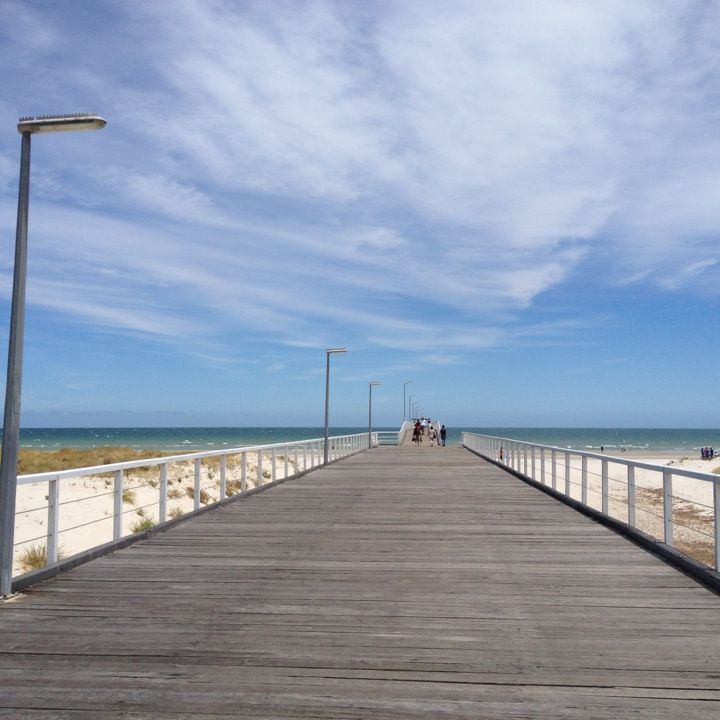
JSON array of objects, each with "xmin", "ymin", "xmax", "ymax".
[
  {"xmin": 368, "ymin": 382, "xmax": 381, "ymax": 449},
  {"xmin": 0, "ymin": 114, "xmax": 107, "ymax": 597},
  {"xmin": 403, "ymin": 381, "xmax": 412, "ymax": 421},
  {"xmin": 323, "ymin": 348, "xmax": 348, "ymax": 465}
]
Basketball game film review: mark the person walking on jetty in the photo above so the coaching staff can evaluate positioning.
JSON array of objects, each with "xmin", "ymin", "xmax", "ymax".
[
  {"xmin": 428, "ymin": 426, "xmax": 437, "ymax": 447},
  {"xmin": 413, "ymin": 421, "xmax": 421, "ymax": 444},
  {"xmin": 440, "ymin": 425, "xmax": 447, "ymax": 447}
]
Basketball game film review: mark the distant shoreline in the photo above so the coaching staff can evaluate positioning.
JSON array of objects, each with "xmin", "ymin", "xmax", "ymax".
[{"xmin": 12, "ymin": 426, "xmax": 720, "ymax": 457}]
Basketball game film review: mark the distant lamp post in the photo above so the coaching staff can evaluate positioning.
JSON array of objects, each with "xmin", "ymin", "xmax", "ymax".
[
  {"xmin": 323, "ymin": 348, "xmax": 348, "ymax": 465},
  {"xmin": 368, "ymin": 382, "xmax": 381, "ymax": 449},
  {"xmin": 403, "ymin": 381, "xmax": 412, "ymax": 421},
  {"xmin": 0, "ymin": 114, "xmax": 106, "ymax": 597}
]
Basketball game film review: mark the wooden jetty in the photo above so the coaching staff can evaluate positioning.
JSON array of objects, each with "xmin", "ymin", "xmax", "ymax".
[{"xmin": 1, "ymin": 443, "xmax": 719, "ymax": 718}]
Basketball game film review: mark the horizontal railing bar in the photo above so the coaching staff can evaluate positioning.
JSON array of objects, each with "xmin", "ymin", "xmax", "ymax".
[
  {"xmin": 16, "ymin": 434, "xmax": 363, "ymax": 485},
  {"xmin": 468, "ymin": 433, "xmax": 720, "ymax": 485}
]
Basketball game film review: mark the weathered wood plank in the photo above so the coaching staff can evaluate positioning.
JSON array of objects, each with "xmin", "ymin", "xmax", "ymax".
[{"xmin": 1, "ymin": 444, "xmax": 719, "ymax": 718}]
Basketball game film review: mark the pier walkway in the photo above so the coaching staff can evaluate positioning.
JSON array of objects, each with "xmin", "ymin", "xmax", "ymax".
[{"xmin": 1, "ymin": 444, "xmax": 720, "ymax": 718}]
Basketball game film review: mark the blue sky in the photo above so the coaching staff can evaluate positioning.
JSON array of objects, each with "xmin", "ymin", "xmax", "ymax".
[{"xmin": 1, "ymin": 0, "xmax": 719, "ymax": 428}]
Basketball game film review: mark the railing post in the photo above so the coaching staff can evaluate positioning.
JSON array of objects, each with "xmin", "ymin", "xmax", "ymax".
[
  {"xmin": 581, "ymin": 455, "xmax": 588, "ymax": 505},
  {"xmin": 271, "ymin": 448, "xmax": 277, "ymax": 483},
  {"xmin": 257, "ymin": 451, "xmax": 264, "ymax": 487},
  {"xmin": 293, "ymin": 445, "xmax": 298, "ymax": 475},
  {"xmin": 551, "ymin": 449, "xmax": 557, "ymax": 490},
  {"xmin": 663, "ymin": 469, "xmax": 673, "ymax": 546},
  {"xmin": 523, "ymin": 446, "xmax": 528, "ymax": 476},
  {"xmin": 284, "ymin": 446, "xmax": 289, "ymax": 478},
  {"xmin": 241, "ymin": 451, "xmax": 247, "ymax": 492},
  {"xmin": 46, "ymin": 478, "xmax": 59, "ymax": 564},
  {"xmin": 113, "ymin": 469, "xmax": 123, "ymax": 540},
  {"xmin": 540, "ymin": 448, "xmax": 545, "ymax": 484},
  {"xmin": 564, "ymin": 451, "xmax": 570, "ymax": 496},
  {"xmin": 714, "ymin": 481, "xmax": 720, "ymax": 571},
  {"xmin": 302, "ymin": 443, "xmax": 307, "ymax": 472},
  {"xmin": 219, "ymin": 455, "xmax": 227, "ymax": 499},
  {"xmin": 627, "ymin": 465, "xmax": 636, "ymax": 528},
  {"xmin": 531, "ymin": 446, "xmax": 536, "ymax": 481},
  {"xmin": 194, "ymin": 459, "xmax": 201, "ymax": 510},
  {"xmin": 159, "ymin": 463, "xmax": 168, "ymax": 523},
  {"xmin": 601, "ymin": 459, "xmax": 609, "ymax": 515}
]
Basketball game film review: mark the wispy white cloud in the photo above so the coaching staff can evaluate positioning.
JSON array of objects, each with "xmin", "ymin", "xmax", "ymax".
[{"xmin": 2, "ymin": 0, "xmax": 720, "ymax": 367}]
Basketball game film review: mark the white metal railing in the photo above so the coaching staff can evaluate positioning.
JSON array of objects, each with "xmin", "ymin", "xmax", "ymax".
[
  {"xmin": 11, "ymin": 432, "xmax": 369, "ymax": 583},
  {"xmin": 462, "ymin": 432, "xmax": 720, "ymax": 572},
  {"xmin": 376, "ymin": 421, "xmax": 414, "ymax": 445}
]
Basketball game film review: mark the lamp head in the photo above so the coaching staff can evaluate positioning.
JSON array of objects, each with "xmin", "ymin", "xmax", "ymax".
[
  {"xmin": 18, "ymin": 114, "xmax": 107, "ymax": 134},
  {"xmin": 326, "ymin": 347, "xmax": 348, "ymax": 355}
]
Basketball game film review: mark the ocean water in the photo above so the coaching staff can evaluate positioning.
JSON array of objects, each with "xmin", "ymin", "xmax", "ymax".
[
  {"xmin": 18, "ymin": 427, "xmax": 396, "ymax": 452},
  {"xmin": 16, "ymin": 426, "xmax": 720, "ymax": 455}
]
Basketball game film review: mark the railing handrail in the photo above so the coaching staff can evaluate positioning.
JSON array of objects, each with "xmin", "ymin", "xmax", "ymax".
[
  {"xmin": 463, "ymin": 432, "xmax": 720, "ymax": 485},
  {"xmin": 16, "ymin": 433, "xmax": 365, "ymax": 485}
]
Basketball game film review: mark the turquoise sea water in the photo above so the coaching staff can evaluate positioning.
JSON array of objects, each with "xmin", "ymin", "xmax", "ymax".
[
  {"xmin": 18, "ymin": 427, "xmax": 382, "ymax": 452},
  {"xmin": 16, "ymin": 426, "xmax": 720, "ymax": 454}
]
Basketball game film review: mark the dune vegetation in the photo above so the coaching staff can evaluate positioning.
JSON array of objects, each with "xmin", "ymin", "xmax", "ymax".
[{"xmin": 15, "ymin": 447, "xmax": 167, "ymax": 475}]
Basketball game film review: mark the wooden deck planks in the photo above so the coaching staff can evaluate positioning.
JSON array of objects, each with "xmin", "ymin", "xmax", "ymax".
[{"xmin": 0, "ymin": 444, "xmax": 719, "ymax": 718}]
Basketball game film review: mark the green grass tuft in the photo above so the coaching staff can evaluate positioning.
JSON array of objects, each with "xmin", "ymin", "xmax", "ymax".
[
  {"xmin": 122, "ymin": 488, "xmax": 136, "ymax": 505},
  {"xmin": 18, "ymin": 543, "xmax": 65, "ymax": 573},
  {"xmin": 130, "ymin": 516, "xmax": 156, "ymax": 533}
]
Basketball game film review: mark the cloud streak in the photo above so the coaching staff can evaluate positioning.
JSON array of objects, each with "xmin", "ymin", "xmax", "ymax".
[{"xmin": 2, "ymin": 0, "xmax": 720, "ymax": 363}]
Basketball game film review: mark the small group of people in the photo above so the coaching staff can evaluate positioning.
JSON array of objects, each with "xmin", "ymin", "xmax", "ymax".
[
  {"xmin": 701, "ymin": 447, "xmax": 715, "ymax": 460},
  {"xmin": 411, "ymin": 417, "xmax": 447, "ymax": 447}
]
